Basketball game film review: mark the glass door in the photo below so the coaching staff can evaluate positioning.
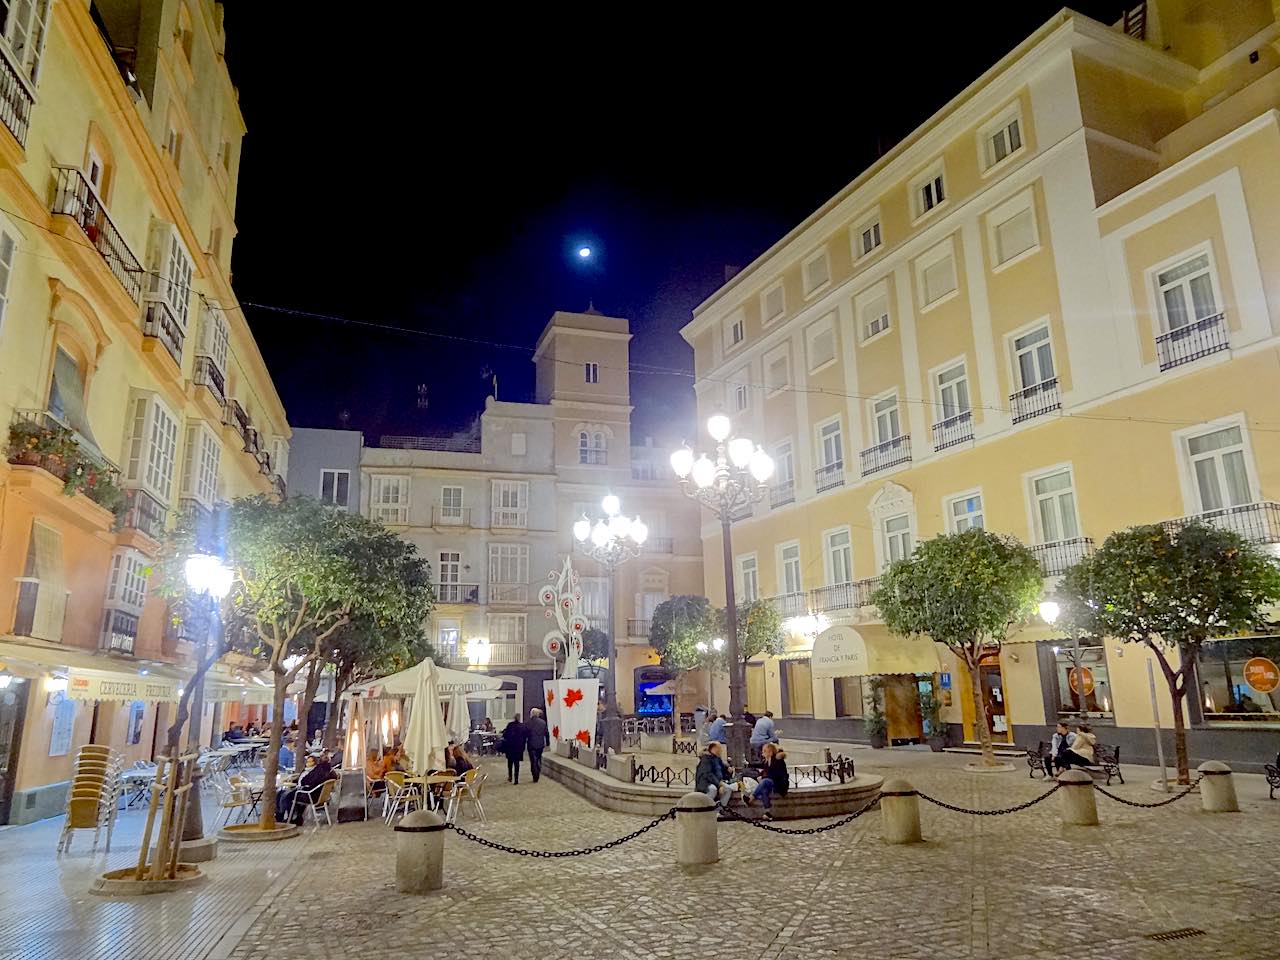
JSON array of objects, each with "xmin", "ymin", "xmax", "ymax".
[{"xmin": 0, "ymin": 680, "xmax": 30, "ymax": 824}]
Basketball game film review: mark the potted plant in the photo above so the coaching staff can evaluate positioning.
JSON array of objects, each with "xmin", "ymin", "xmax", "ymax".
[
  {"xmin": 865, "ymin": 677, "xmax": 888, "ymax": 748},
  {"xmin": 918, "ymin": 688, "xmax": 946, "ymax": 752}
]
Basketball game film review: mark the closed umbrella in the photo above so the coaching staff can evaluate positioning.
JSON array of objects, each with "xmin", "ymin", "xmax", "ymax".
[
  {"xmin": 446, "ymin": 689, "xmax": 470, "ymax": 745},
  {"xmin": 403, "ymin": 660, "xmax": 447, "ymax": 773}
]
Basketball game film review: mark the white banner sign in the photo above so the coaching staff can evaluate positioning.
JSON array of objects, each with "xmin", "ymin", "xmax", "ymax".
[{"xmin": 67, "ymin": 671, "xmax": 178, "ymax": 703}]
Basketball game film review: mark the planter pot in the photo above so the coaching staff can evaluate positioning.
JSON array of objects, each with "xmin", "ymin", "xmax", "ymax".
[
  {"xmin": 927, "ymin": 736, "xmax": 946, "ymax": 753},
  {"xmin": 10, "ymin": 451, "xmax": 40, "ymax": 466},
  {"xmin": 869, "ymin": 731, "xmax": 888, "ymax": 749}
]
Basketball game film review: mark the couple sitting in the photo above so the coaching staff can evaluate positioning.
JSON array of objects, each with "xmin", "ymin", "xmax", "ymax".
[
  {"xmin": 1043, "ymin": 721, "xmax": 1098, "ymax": 776},
  {"xmin": 695, "ymin": 741, "xmax": 789, "ymax": 821}
]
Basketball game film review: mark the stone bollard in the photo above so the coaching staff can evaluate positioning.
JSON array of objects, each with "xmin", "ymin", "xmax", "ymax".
[
  {"xmin": 675, "ymin": 791, "xmax": 718, "ymax": 867},
  {"xmin": 1197, "ymin": 761, "xmax": 1240, "ymax": 812},
  {"xmin": 879, "ymin": 777, "xmax": 922, "ymax": 844},
  {"xmin": 1057, "ymin": 769, "xmax": 1099, "ymax": 826},
  {"xmin": 394, "ymin": 809, "xmax": 446, "ymax": 894}
]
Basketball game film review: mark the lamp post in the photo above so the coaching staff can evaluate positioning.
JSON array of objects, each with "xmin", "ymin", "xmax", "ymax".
[
  {"xmin": 573, "ymin": 494, "xmax": 648, "ymax": 753},
  {"xmin": 1038, "ymin": 599, "xmax": 1087, "ymax": 722},
  {"xmin": 671, "ymin": 414, "xmax": 774, "ymax": 768},
  {"xmin": 694, "ymin": 636, "xmax": 726, "ymax": 711},
  {"xmin": 181, "ymin": 552, "xmax": 233, "ymax": 844}
]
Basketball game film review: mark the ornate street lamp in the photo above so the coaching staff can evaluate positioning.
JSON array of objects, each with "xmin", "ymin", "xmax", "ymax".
[
  {"xmin": 573, "ymin": 494, "xmax": 648, "ymax": 752},
  {"xmin": 671, "ymin": 414, "xmax": 774, "ymax": 767}
]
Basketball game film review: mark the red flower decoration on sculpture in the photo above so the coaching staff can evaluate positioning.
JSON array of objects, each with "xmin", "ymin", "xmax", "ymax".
[
  {"xmin": 546, "ymin": 689, "xmax": 555, "ymax": 706},
  {"xmin": 575, "ymin": 729, "xmax": 591, "ymax": 746},
  {"xmin": 552, "ymin": 725, "xmax": 560, "ymax": 739},
  {"xmin": 563, "ymin": 687, "xmax": 584, "ymax": 709}
]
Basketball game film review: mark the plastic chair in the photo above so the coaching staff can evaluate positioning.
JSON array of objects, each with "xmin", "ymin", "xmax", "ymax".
[
  {"xmin": 445, "ymin": 769, "xmax": 486, "ymax": 824},
  {"xmin": 213, "ymin": 778, "xmax": 255, "ymax": 826},
  {"xmin": 382, "ymin": 771, "xmax": 419, "ymax": 823},
  {"xmin": 290, "ymin": 777, "xmax": 338, "ymax": 827}
]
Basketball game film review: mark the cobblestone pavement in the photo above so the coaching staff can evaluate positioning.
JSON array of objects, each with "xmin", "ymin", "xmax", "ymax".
[{"xmin": 4, "ymin": 751, "xmax": 1279, "ymax": 960}]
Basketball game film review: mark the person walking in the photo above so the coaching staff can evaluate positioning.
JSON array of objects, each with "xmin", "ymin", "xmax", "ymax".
[
  {"xmin": 501, "ymin": 714, "xmax": 529, "ymax": 784},
  {"xmin": 526, "ymin": 707, "xmax": 550, "ymax": 782}
]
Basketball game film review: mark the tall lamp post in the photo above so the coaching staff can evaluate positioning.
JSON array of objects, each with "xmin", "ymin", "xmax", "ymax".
[
  {"xmin": 573, "ymin": 494, "xmax": 648, "ymax": 753},
  {"xmin": 695, "ymin": 636, "xmax": 726, "ymax": 711},
  {"xmin": 671, "ymin": 414, "xmax": 774, "ymax": 768}
]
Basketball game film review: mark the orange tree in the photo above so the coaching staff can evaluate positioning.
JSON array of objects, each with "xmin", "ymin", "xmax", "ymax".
[{"xmin": 1057, "ymin": 522, "xmax": 1280, "ymax": 783}]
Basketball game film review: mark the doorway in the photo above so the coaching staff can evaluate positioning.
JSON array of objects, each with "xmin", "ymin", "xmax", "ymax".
[
  {"xmin": 883, "ymin": 675, "xmax": 923, "ymax": 744},
  {"xmin": 958, "ymin": 653, "xmax": 1012, "ymax": 744},
  {"xmin": 0, "ymin": 680, "xmax": 30, "ymax": 824}
]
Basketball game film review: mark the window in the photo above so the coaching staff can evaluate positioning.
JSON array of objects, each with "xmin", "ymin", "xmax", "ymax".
[
  {"xmin": 725, "ymin": 309, "xmax": 745, "ymax": 350},
  {"xmin": 491, "ymin": 479, "xmax": 528, "ymax": 527},
  {"xmin": 783, "ymin": 660, "xmax": 814, "ymax": 715},
  {"xmin": 993, "ymin": 207, "xmax": 1037, "ymax": 265},
  {"xmin": 918, "ymin": 242, "xmax": 957, "ymax": 307},
  {"xmin": 2, "ymin": 0, "xmax": 50, "ymax": 83},
  {"xmin": 176, "ymin": 4, "xmax": 194, "ymax": 61},
  {"xmin": 738, "ymin": 554, "xmax": 759, "ymax": 603},
  {"xmin": 371, "ymin": 475, "xmax": 409, "ymax": 524},
  {"xmin": 219, "ymin": 139, "xmax": 231, "ymax": 173},
  {"xmin": 0, "ymin": 228, "xmax": 14, "ymax": 332},
  {"xmin": 982, "ymin": 112, "xmax": 1023, "ymax": 169},
  {"xmin": 181, "ymin": 422, "xmax": 220, "ymax": 506},
  {"xmin": 912, "ymin": 162, "xmax": 946, "ymax": 219},
  {"xmin": 871, "ymin": 395, "xmax": 901, "ymax": 444},
  {"xmin": 198, "ymin": 304, "xmax": 230, "ymax": 375},
  {"xmin": 126, "ymin": 701, "xmax": 146, "ymax": 745},
  {"xmin": 1202, "ymin": 638, "xmax": 1280, "ymax": 719},
  {"xmin": 1156, "ymin": 251, "xmax": 1219, "ymax": 332},
  {"xmin": 765, "ymin": 351, "xmax": 789, "ymax": 395},
  {"xmin": 935, "ymin": 363, "xmax": 970, "ymax": 420},
  {"xmin": 860, "ymin": 291, "xmax": 891, "ymax": 341},
  {"xmin": 779, "ymin": 542, "xmax": 802, "ymax": 595},
  {"xmin": 48, "ymin": 347, "xmax": 95, "ymax": 441},
  {"xmin": 732, "ymin": 374, "xmax": 749, "ymax": 413},
  {"xmin": 774, "ymin": 439, "xmax": 794, "ymax": 484},
  {"xmin": 106, "ymin": 548, "xmax": 148, "ymax": 611},
  {"xmin": 806, "ymin": 317, "xmax": 836, "ymax": 371},
  {"xmin": 854, "ymin": 214, "xmax": 882, "ymax": 258},
  {"xmin": 125, "ymin": 395, "xmax": 178, "ymax": 502},
  {"xmin": 578, "ymin": 431, "xmax": 606, "ymax": 464},
  {"xmin": 438, "ymin": 551, "xmax": 461, "ymax": 596},
  {"xmin": 319, "ymin": 469, "xmax": 350, "ymax": 508},
  {"xmin": 146, "ymin": 224, "xmax": 194, "ymax": 330},
  {"xmin": 579, "ymin": 577, "xmax": 608, "ymax": 630},
  {"xmin": 1186, "ymin": 426, "xmax": 1251, "ymax": 511},
  {"xmin": 440, "ymin": 485, "xmax": 464, "ymax": 520},
  {"xmin": 488, "ymin": 614, "xmax": 526, "ymax": 647},
  {"xmin": 271, "ymin": 437, "xmax": 289, "ymax": 481},
  {"xmin": 584, "ymin": 362, "xmax": 599, "ymax": 384},
  {"xmin": 884, "ymin": 514, "xmax": 912, "ymax": 565},
  {"xmin": 164, "ymin": 123, "xmax": 182, "ymax": 165},
  {"xmin": 1031, "ymin": 468, "xmax": 1079, "ymax": 542},
  {"xmin": 14, "ymin": 521, "xmax": 65, "ymax": 641},
  {"xmin": 1013, "ymin": 326, "xmax": 1055, "ymax": 389},
  {"xmin": 948, "ymin": 493, "xmax": 984, "ymax": 532},
  {"xmin": 834, "ymin": 676, "xmax": 865, "ymax": 717},
  {"xmin": 761, "ymin": 283, "xmax": 785, "ymax": 324},
  {"xmin": 826, "ymin": 529, "xmax": 852, "ymax": 585},
  {"xmin": 819, "ymin": 419, "xmax": 843, "ymax": 467},
  {"xmin": 1052, "ymin": 642, "xmax": 1112, "ymax": 718},
  {"xmin": 802, "ymin": 249, "xmax": 830, "ymax": 296},
  {"xmin": 436, "ymin": 618, "xmax": 461, "ymax": 659},
  {"xmin": 488, "ymin": 543, "xmax": 529, "ymax": 585}
]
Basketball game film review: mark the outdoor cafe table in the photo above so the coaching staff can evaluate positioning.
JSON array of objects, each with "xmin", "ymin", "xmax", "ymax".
[{"xmin": 404, "ymin": 773, "xmax": 459, "ymax": 811}]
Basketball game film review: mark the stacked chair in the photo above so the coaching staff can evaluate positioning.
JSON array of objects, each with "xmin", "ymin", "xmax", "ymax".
[{"xmin": 56, "ymin": 745, "xmax": 123, "ymax": 855}]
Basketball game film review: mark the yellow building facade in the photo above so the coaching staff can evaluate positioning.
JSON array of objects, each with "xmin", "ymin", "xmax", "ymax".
[
  {"xmin": 0, "ymin": 1, "xmax": 288, "ymax": 822},
  {"xmin": 682, "ymin": 2, "xmax": 1280, "ymax": 770}
]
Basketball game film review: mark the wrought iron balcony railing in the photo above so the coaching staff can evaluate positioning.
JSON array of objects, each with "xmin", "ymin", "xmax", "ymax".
[
  {"xmin": 51, "ymin": 165, "xmax": 143, "ymax": 304},
  {"xmin": 432, "ymin": 506, "xmax": 471, "ymax": 527},
  {"xmin": 859, "ymin": 435, "xmax": 911, "ymax": 476},
  {"xmin": 1155, "ymin": 313, "xmax": 1228, "ymax": 372},
  {"xmin": 770, "ymin": 478, "xmax": 795, "ymax": 509},
  {"xmin": 1010, "ymin": 378, "xmax": 1060, "ymax": 425},
  {"xmin": 1031, "ymin": 537, "xmax": 1094, "ymax": 576},
  {"xmin": 142, "ymin": 300, "xmax": 185, "ymax": 365},
  {"xmin": 814, "ymin": 461, "xmax": 845, "ymax": 492},
  {"xmin": 810, "ymin": 582, "xmax": 857, "ymax": 612},
  {"xmin": 436, "ymin": 582, "xmax": 480, "ymax": 604},
  {"xmin": 932, "ymin": 411, "xmax": 974, "ymax": 452},
  {"xmin": 193, "ymin": 356, "xmax": 227, "ymax": 408},
  {"xmin": 768, "ymin": 592, "xmax": 808, "ymax": 618},
  {"xmin": 488, "ymin": 583, "xmax": 529, "ymax": 604},
  {"xmin": 123, "ymin": 488, "xmax": 167, "ymax": 541},
  {"xmin": 0, "ymin": 46, "xmax": 32, "ymax": 146},
  {"xmin": 645, "ymin": 537, "xmax": 674, "ymax": 554},
  {"xmin": 1162, "ymin": 501, "xmax": 1280, "ymax": 546},
  {"xmin": 626, "ymin": 619, "xmax": 651, "ymax": 638}
]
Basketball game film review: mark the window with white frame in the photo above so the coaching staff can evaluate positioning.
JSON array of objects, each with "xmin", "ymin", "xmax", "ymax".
[
  {"xmin": 488, "ymin": 613, "xmax": 526, "ymax": 647},
  {"xmin": 725, "ymin": 309, "xmax": 745, "ymax": 350},
  {"xmin": 860, "ymin": 290, "xmax": 891, "ymax": 341},
  {"xmin": 739, "ymin": 554, "xmax": 759, "ymax": 603},
  {"xmin": 1031, "ymin": 468, "xmax": 1079, "ymax": 543},
  {"xmin": 198, "ymin": 303, "xmax": 230, "ymax": 376},
  {"xmin": 826, "ymin": 529, "xmax": 852, "ymax": 584},
  {"xmin": 125, "ymin": 394, "xmax": 178, "ymax": 503},
  {"xmin": 1185, "ymin": 425, "xmax": 1252, "ymax": 512},
  {"xmin": 439, "ymin": 485, "xmax": 464, "ymax": 522},
  {"xmin": 981, "ymin": 108, "xmax": 1023, "ymax": 170},
  {"xmin": 1156, "ymin": 251, "xmax": 1219, "ymax": 331},
  {"xmin": 436, "ymin": 618, "xmax": 461, "ymax": 659},
  {"xmin": 818, "ymin": 419, "xmax": 843, "ymax": 467},
  {"xmin": 774, "ymin": 439, "xmax": 794, "ymax": 483},
  {"xmin": 371, "ymin": 475, "xmax": 410, "ymax": 524},
  {"xmin": 935, "ymin": 363, "xmax": 970, "ymax": 420},
  {"xmin": 106, "ymin": 548, "xmax": 148, "ymax": 611},
  {"xmin": 802, "ymin": 249, "xmax": 831, "ymax": 296},
  {"xmin": 806, "ymin": 316, "xmax": 836, "ymax": 371},
  {"xmin": 918, "ymin": 241, "xmax": 957, "ymax": 307},
  {"xmin": 884, "ymin": 514, "xmax": 912, "ymax": 565},
  {"xmin": 181, "ymin": 421, "xmax": 220, "ymax": 507},
  {"xmin": 2, "ymin": 0, "xmax": 50, "ymax": 83},
  {"xmin": 579, "ymin": 430, "xmax": 606, "ymax": 464},
  {"xmin": 491, "ymin": 479, "xmax": 528, "ymax": 527},
  {"xmin": 871, "ymin": 394, "xmax": 901, "ymax": 443},
  {"xmin": 912, "ymin": 162, "xmax": 946, "ymax": 219},
  {"xmin": 732, "ymin": 371, "xmax": 750, "ymax": 413},
  {"xmin": 0, "ymin": 228, "xmax": 15, "ymax": 333},
  {"xmin": 271, "ymin": 437, "xmax": 289, "ymax": 481},
  {"xmin": 765, "ymin": 350, "xmax": 789, "ymax": 395},
  {"xmin": 948, "ymin": 492, "xmax": 984, "ymax": 532},
  {"xmin": 488, "ymin": 543, "xmax": 529, "ymax": 585},
  {"xmin": 319, "ymin": 469, "xmax": 350, "ymax": 508},
  {"xmin": 1013, "ymin": 325, "xmax": 1055, "ymax": 390},
  {"xmin": 854, "ymin": 213, "xmax": 882, "ymax": 258},
  {"xmin": 761, "ymin": 283, "xmax": 785, "ymax": 324},
  {"xmin": 779, "ymin": 542, "xmax": 802, "ymax": 595},
  {"xmin": 578, "ymin": 577, "xmax": 608, "ymax": 630},
  {"xmin": 584, "ymin": 362, "xmax": 599, "ymax": 384},
  {"xmin": 438, "ymin": 551, "xmax": 460, "ymax": 590},
  {"xmin": 146, "ymin": 223, "xmax": 194, "ymax": 330}
]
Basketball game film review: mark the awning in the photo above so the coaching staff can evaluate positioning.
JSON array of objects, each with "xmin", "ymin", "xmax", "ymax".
[
  {"xmin": 346, "ymin": 658, "xmax": 503, "ymax": 700},
  {"xmin": 811, "ymin": 625, "xmax": 941, "ymax": 679},
  {"xmin": 749, "ymin": 648, "xmax": 811, "ymax": 663},
  {"xmin": 1004, "ymin": 624, "xmax": 1072, "ymax": 645}
]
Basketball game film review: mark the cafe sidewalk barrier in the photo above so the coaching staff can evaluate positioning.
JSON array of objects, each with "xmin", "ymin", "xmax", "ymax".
[{"xmin": 447, "ymin": 806, "xmax": 677, "ymax": 858}]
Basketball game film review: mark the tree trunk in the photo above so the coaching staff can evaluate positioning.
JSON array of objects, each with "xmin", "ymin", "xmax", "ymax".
[
  {"xmin": 1166, "ymin": 671, "xmax": 1190, "ymax": 784},
  {"xmin": 258, "ymin": 676, "xmax": 290, "ymax": 829},
  {"xmin": 323, "ymin": 664, "xmax": 352, "ymax": 751},
  {"xmin": 966, "ymin": 649, "xmax": 997, "ymax": 767},
  {"xmin": 296, "ymin": 664, "xmax": 324, "ymax": 752}
]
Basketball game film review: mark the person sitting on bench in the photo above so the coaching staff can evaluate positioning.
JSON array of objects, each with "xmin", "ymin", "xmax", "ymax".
[
  {"xmin": 1056, "ymin": 723, "xmax": 1096, "ymax": 771},
  {"xmin": 1045, "ymin": 721, "xmax": 1075, "ymax": 776}
]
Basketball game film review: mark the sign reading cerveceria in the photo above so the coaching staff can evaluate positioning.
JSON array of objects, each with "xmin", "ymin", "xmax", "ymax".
[{"xmin": 67, "ymin": 672, "xmax": 178, "ymax": 703}]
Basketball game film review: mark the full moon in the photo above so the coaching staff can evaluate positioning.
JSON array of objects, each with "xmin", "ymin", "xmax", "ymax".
[{"xmin": 577, "ymin": 246, "xmax": 592, "ymax": 259}]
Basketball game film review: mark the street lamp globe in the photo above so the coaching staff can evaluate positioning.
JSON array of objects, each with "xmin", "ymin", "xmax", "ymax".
[
  {"xmin": 573, "ymin": 515, "xmax": 592, "ymax": 542},
  {"xmin": 695, "ymin": 641, "xmax": 708, "ymax": 654},
  {"xmin": 670, "ymin": 446, "xmax": 694, "ymax": 479},
  {"xmin": 601, "ymin": 494, "xmax": 621, "ymax": 517},
  {"xmin": 749, "ymin": 446, "xmax": 775, "ymax": 483},
  {"xmin": 727, "ymin": 436, "xmax": 754, "ymax": 468},
  {"xmin": 712, "ymin": 637, "xmax": 725, "ymax": 651},
  {"xmin": 590, "ymin": 520, "xmax": 610, "ymax": 547},
  {"xmin": 691, "ymin": 455, "xmax": 716, "ymax": 489},
  {"xmin": 630, "ymin": 518, "xmax": 649, "ymax": 544},
  {"xmin": 1039, "ymin": 600, "xmax": 1061, "ymax": 625},
  {"xmin": 184, "ymin": 553, "xmax": 232, "ymax": 599},
  {"xmin": 608, "ymin": 513, "xmax": 632, "ymax": 538},
  {"xmin": 706, "ymin": 414, "xmax": 732, "ymax": 442}
]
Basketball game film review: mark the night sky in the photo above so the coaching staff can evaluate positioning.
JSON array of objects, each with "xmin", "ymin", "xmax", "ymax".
[{"xmin": 222, "ymin": 3, "xmax": 1125, "ymax": 445}]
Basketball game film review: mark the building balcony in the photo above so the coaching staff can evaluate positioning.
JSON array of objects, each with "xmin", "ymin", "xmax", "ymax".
[
  {"xmin": 223, "ymin": 398, "xmax": 259, "ymax": 455},
  {"xmin": 271, "ymin": 475, "xmax": 287, "ymax": 500},
  {"xmin": 7, "ymin": 410, "xmax": 123, "ymax": 523},
  {"xmin": 860, "ymin": 435, "xmax": 911, "ymax": 476},
  {"xmin": 729, "ymin": 502, "xmax": 753, "ymax": 523},
  {"xmin": 1155, "ymin": 313, "xmax": 1228, "ymax": 372},
  {"xmin": 1010, "ymin": 378, "xmax": 1060, "ymax": 425},
  {"xmin": 814, "ymin": 461, "xmax": 845, "ymax": 492},
  {"xmin": 0, "ymin": 46, "xmax": 33, "ymax": 147},
  {"xmin": 255, "ymin": 446, "xmax": 273, "ymax": 477},
  {"xmin": 452, "ymin": 642, "xmax": 527, "ymax": 668},
  {"xmin": 810, "ymin": 582, "xmax": 857, "ymax": 613},
  {"xmin": 644, "ymin": 537, "xmax": 674, "ymax": 554},
  {"xmin": 488, "ymin": 583, "xmax": 529, "ymax": 605},
  {"xmin": 932, "ymin": 411, "xmax": 974, "ymax": 452},
  {"xmin": 1031, "ymin": 537, "xmax": 1094, "ymax": 577},
  {"xmin": 579, "ymin": 449, "xmax": 607, "ymax": 465},
  {"xmin": 626, "ymin": 618, "xmax": 651, "ymax": 639},
  {"xmin": 491, "ymin": 508, "xmax": 527, "ymax": 529},
  {"xmin": 769, "ymin": 478, "xmax": 795, "ymax": 509},
  {"xmin": 179, "ymin": 496, "xmax": 219, "ymax": 553},
  {"xmin": 122, "ymin": 488, "xmax": 167, "ymax": 542},
  {"xmin": 193, "ymin": 356, "xmax": 227, "ymax": 409},
  {"xmin": 432, "ymin": 506, "xmax": 471, "ymax": 527},
  {"xmin": 1162, "ymin": 501, "xmax": 1280, "ymax": 547},
  {"xmin": 437, "ymin": 583, "xmax": 481, "ymax": 605},
  {"xmin": 100, "ymin": 606, "xmax": 139, "ymax": 655},
  {"xmin": 382, "ymin": 434, "xmax": 481, "ymax": 453},
  {"xmin": 768, "ymin": 592, "xmax": 808, "ymax": 618},
  {"xmin": 142, "ymin": 300, "xmax": 185, "ymax": 366},
  {"xmin": 51, "ymin": 165, "xmax": 143, "ymax": 304}
]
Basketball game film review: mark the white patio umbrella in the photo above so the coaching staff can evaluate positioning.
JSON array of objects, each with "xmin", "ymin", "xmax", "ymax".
[
  {"xmin": 446, "ymin": 689, "xmax": 470, "ymax": 745},
  {"xmin": 402, "ymin": 658, "xmax": 447, "ymax": 773}
]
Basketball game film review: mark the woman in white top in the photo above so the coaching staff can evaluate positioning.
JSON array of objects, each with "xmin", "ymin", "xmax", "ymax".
[{"xmin": 1057, "ymin": 723, "xmax": 1097, "ymax": 770}]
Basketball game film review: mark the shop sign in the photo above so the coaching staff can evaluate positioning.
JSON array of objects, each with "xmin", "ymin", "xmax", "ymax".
[
  {"xmin": 1068, "ymin": 666, "xmax": 1095, "ymax": 696},
  {"xmin": 940, "ymin": 672, "xmax": 951, "ymax": 690},
  {"xmin": 1243, "ymin": 657, "xmax": 1279, "ymax": 694},
  {"xmin": 67, "ymin": 671, "xmax": 178, "ymax": 703}
]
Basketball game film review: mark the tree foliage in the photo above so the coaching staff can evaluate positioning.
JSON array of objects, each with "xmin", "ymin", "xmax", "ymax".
[
  {"xmin": 720, "ymin": 598, "xmax": 785, "ymax": 667},
  {"xmin": 1057, "ymin": 522, "xmax": 1280, "ymax": 782},
  {"xmin": 650, "ymin": 595, "xmax": 717, "ymax": 672},
  {"xmin": 579, "ymin": 627, "xmax": 608, "ymax": 677}
]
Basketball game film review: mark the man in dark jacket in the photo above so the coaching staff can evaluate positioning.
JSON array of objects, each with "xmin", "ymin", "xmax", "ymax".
[
  {"xmin": 277, "ymin": 751, "xmax": 338, "ymax": 825},
  {"xmin": 501, "ymin": 715, "xmax": 529, "ymax": 784},
  {"xmin": 526, "ymin": 707, "xmax": 550, "ymax": 782},
  {"xmin": 694, "ymin": 741, "xmax": 733, "ymax": 809}
]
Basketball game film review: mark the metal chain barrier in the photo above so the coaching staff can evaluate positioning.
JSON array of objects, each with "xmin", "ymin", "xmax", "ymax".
[
  {"xmin": 916, "ymin": 783, "xmax": 1061, "ymax": 816},
  {"xmin": 1095, "ymin": 779, "xmax": 1201, "ymax": 808},
  {"xmin": 719, "ymin": 794, "xmax": 881, "ymax": 834},
  {"xmin": 447, "ymin": 807, "xmax": 677, "ymax": 858}
]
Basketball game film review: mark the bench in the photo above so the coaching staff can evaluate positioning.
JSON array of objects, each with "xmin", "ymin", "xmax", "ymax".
[
  {"xmin": 1027, "ymin": 740, "xmax": 1124, "ymax": 785},
  {"xmin": 1266, "ymin": 753, "xmax": 1279, "ymax": 800}
]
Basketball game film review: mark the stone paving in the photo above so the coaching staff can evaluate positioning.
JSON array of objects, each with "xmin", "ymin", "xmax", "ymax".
[{"xmin": 2, "ymin": 749, "xmax": 1278, "ymax": 959}]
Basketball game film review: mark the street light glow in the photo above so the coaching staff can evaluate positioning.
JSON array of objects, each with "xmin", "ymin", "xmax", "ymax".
[
  {"xmin": 601, "ymin": 494, "xmax": 621, "ymax": 517},
  {"xmin": 670, "ymin": 446, "xmax": 694, "ymax": 479},
  {"xmin": 748, "ymin": 446, "xmax": 775, "ymax": 482},
  {"xmin": 1039, "ymin": 600, "xmax": 1060, "ymax": 624},
  {"xmin": 573, "ymin": 515, "xmax": 592, "ymax": 542},
  {"xmin": 185, "ymin": 553, "xmax": 233, "ymax": 599},
  {"xmin": 706, "ymin": 414, "xmax": 732, "ymax": 442},
  {"xmin": 578, "ymin": 246, "xmax": 592, "ymax": 259},
  {"xmin": 691, "ymin": 455, "xmax": 716, "ymax": 488},
  {"xmin": 727, "ymin": 436, "xmax": 754, "ymax": 468}
]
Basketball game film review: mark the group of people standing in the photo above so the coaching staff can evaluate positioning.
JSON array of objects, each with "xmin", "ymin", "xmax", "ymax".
[{"xmin": 498, "ymin": 708, "xmax": 550, "ymax": 784}]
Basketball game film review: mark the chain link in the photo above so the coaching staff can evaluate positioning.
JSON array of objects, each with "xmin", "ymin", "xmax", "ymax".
[
  {"xmin": 718, "ymin": 794, "xmax": 881, "ymax": 834},
  {"xmin": 447, "ymin": 807, "xmax": 676, "ymax": 857},
  {"xmin": 1095, "ymin": 779, "xmax": 1200, "ymax": 808},
  {"xmin": 916, "ymin": 783, "xmax": 1061, "ymax": 815}
]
